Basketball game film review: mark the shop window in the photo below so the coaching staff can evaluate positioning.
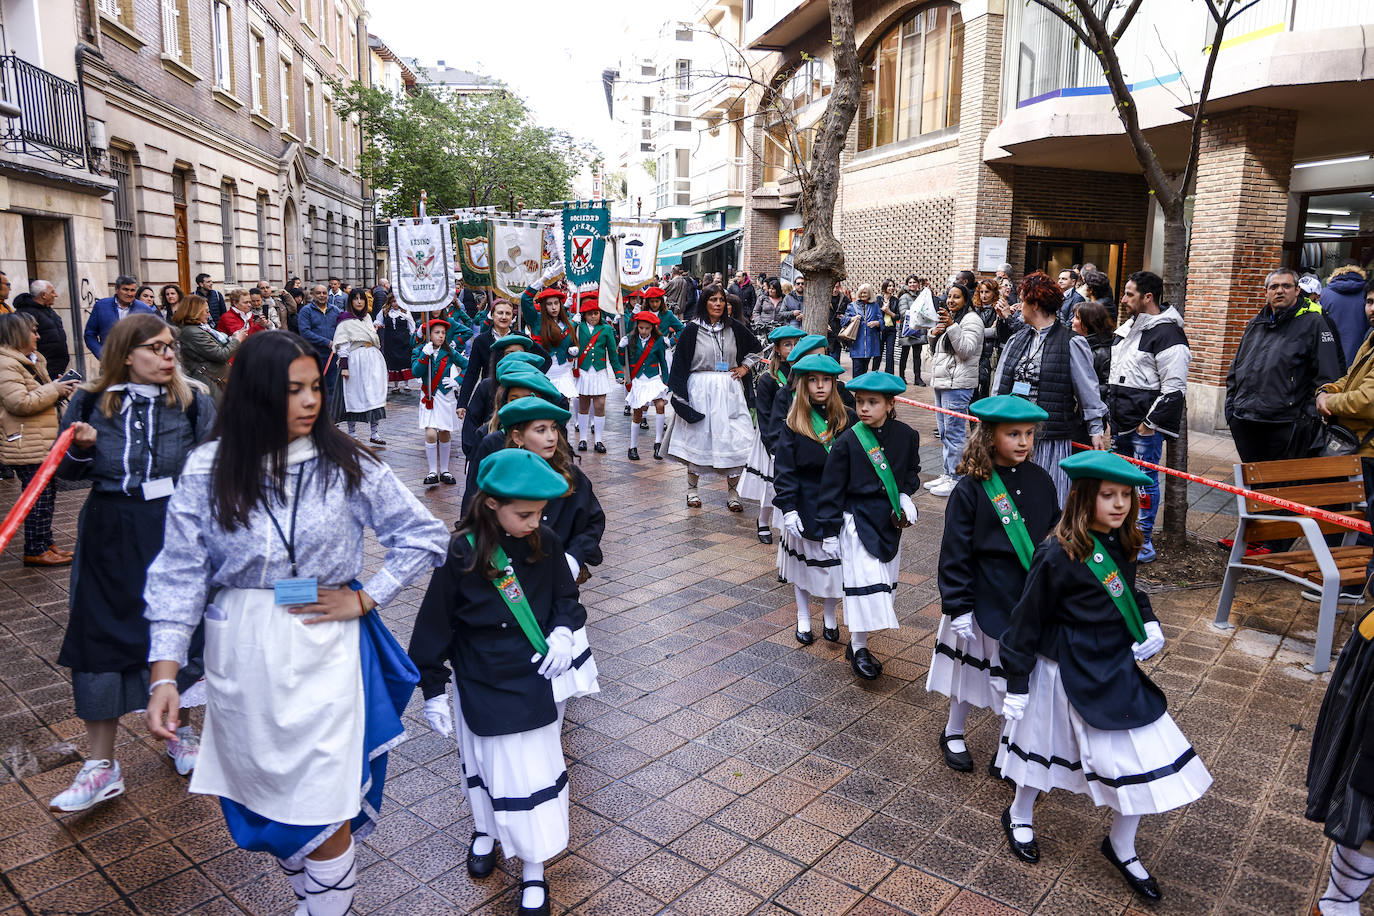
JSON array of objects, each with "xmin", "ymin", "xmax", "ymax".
[{"xmin": 858, "ymin": 2, "xmax": 963, "ymax": 152}]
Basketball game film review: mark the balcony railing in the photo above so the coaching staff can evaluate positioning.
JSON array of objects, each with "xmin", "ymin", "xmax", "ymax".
[
  {"xmin": 0, "ymin": 55, "xmax": 86, "ymax": 170},
  {"xmin": 693, "ymin": 156, "xmax": 746, "ymax": 203}
]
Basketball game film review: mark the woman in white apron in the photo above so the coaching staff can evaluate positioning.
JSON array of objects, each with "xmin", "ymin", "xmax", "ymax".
[
  {"xmin": 332, "ymin": 290, "xmax": 388, "ymax": 444},
  {"xmin": 143, "ymin": 331, "xmax": 448, "ymax": 916}
]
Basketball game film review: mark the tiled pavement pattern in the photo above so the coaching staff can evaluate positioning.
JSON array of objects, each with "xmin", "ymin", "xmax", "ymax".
[{"xmin": 0, "ymin": 382, "xmax": 1352, "ymax": 915}]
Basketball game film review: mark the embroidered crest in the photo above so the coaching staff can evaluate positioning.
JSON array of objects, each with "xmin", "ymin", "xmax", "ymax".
[
  {"xmin": 993, "ymin": 492, "xmax": 1013, "ymax": 518},
  {"xmin": 498, "ymin": 574, "xmax": 524, "ymax": 604},
  {"xmin": 1103, "ymin": 570, "xmax": 1124, "ymax": 598}
]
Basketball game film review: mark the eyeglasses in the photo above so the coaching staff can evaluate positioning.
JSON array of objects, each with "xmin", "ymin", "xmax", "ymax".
[
  {"xmin": 1266, "ymin": 283, "xmax": 1296, "ymax": 291},
  {"xmin": 132, "ymin": 341, "xmax": 180, "ymax": 358}
]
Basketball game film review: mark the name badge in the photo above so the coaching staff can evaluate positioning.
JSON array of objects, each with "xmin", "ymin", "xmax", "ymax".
[
  {"xmin": 1011, "ymin": 381, "xmax": 1032, "ymax": 396},
  {"xmin": 715, "ymin": 360, "xmax": 729, "ymax": 372},
  {"xmin": 141, "ymin": 477, "xmax": 175, "ymax": 500},
  {"xmin": 274, "ymin": 577, "xmax": 319, "ymax": 606}
]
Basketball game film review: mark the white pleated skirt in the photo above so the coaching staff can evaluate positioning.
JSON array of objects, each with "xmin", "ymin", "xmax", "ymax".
[
  {"xmin": 453, "ymin": 688, "xmax": 570, "ymax": 863},
  {"xmin": 575, "ymin": 366, "xmax": 613, "ymax": 397},
  {"xmin": 925, "ymin": 612, "xmax": 1005, "ymax": 711},
  {"xmin": 418, "ymin": 390, "xmax": 458, "ymax": 432},
  {"xmin": 627, "ymin": 374, "xmax": 668, "ymax": 410},
  {"xmin": 838, "ymin": 512, "xmax": 900, "ymax": 633},
  {"xmin": 738, "ymin": 433, "xmax": 774, "ymax": 504},
  {"xmin": 778, "ymin": 528, "xmax": 843, "ymax": 598},
  {"xmin": 995, "ymin": 657, "xmax": 1213, "ymax": 816},
  {"xmin": 665, "ymin": 371, "xmax": 754, "ymax": 472},
  {"xmin": 547, "ymin": 361, "xmax": 579, "ymax": 400}
]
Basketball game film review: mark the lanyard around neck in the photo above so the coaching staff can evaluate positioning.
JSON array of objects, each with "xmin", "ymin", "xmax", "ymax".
[{"xmin": 264, "ymin": 468, "xmax": 308, "ymax": 577}]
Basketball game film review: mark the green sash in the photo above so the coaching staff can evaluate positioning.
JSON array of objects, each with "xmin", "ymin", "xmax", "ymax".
[
  {"xmin": 466, "ymin": 534, "xmax": 549, "ymax": 655},
  {"xmin": 810, "ymin": 409, "xmax": 834, "ymax": 451},
  {"xmin": 851, "ymin": 421, "xmax": 902, "ymax": 520},
  {"xmin": 980, "ymin": 469, "xmax": 1035, "ymax": 570},
  {"xmin": 1084, "ymin": 534, "xmax": 1147, "ymax": 643},
  {"xmin": 773, "ymin": 369, "xmax": 786, "ymax": 386}
]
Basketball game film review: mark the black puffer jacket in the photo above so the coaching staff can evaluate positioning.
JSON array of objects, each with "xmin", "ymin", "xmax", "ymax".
[
  {"xmin": 1225, "ymin": 301, "xmax": 1346, "ymax": 424},
  {"xmin": 12, "ymin": 293, "xmax": 70, "ymax": 376}
]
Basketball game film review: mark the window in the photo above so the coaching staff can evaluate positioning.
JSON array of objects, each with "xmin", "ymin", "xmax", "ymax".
[
  {"xmin": 249, "ymin": 31, "xmax": 267, "ymax": 113},
  {"xmin": 161, "ymin": 0, "xmax": 192, "ymax": 64},
  {"xmin": 857, "ymin": 2, "xmax": 962, "ymax": 152},
  {"xmin": 675, "ymin": 26, "xmax": 693, "ymax": 41},
  {"xmin": 256, "ymin": 192, "xmax": 268, "ymax": 277},
  {"xmin": 110, "ymin": 149, "xmax": 137, "ymax": 276},
  {"xmin": 676, "ymin": 59, "xmax": 691, "ymax": 91},
  {"xmin": 280, "ymin": 57, "xmax": 295, "ymax": 132},
  {"xmin": 322, "ymin": 96, "xmax": 333, "ymax": 158},
  {"xmin": 304, "ymin": 79, "xmax": 315, "ymax": 145},
  {"xmin": 212, "ymin": 1, "xmax": 233, "ymax": 93},
  {"xmin": 336, "ymin": 12, "xmax": 344, "ymax": 59},
  {"xmin": 98, "ymin": 0, "xmax": 134, "ymax": 27},
  {"xmin": 640, "ymin": 64, "xmax": 654, "ymax": 77},
  {"xmin": 220, "ymin": 182, "xmax": 237, "ymax": 283}
]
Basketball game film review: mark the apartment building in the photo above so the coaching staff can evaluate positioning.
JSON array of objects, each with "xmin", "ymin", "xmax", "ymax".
[
  {"xmin": 740, "ymin": 0, "xmax": 1374, "ymax": 430},
  {"xmin": 78, "ymin": 0, "xmax": 371, "ymax": 302}
]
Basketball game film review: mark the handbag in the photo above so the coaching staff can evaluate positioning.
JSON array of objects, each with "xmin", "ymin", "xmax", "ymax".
[
  {"xmin": 838, "ymin": 313, "xmax": 862, "ymax": 344},
  {"xmin": 1318, "ymin": 420, "xmax": 1371, "ymax": 457}
]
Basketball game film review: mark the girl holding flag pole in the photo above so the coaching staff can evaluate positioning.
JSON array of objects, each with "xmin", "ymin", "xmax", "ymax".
[
  {"xmin": 814, "ymin": 371, "xmax": 922, "ymax": 680},
  {"xmin": 621, "ymin": 310, "xmax": 670, "ymax": 460},
  {"xmin": 927, "ymin": 395, "xmax": 1058, "ymax": 774},
  {"xmin": 411, "ymin": 318, "xmax": 467, "ymax": 486},
  {"xmin": 569, "ymin": 293, "xmax": 623, "ymax": 454}
]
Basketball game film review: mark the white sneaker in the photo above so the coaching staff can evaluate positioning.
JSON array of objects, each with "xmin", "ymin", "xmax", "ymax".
[
  {"xmin": 922, "ymin": 475, "xmax": 950, "ymax": 491},
  {"xmin": 166, "ymin": 725, "xmax": 200, "ymax": 776},
  {"xmin": 929, "ymin": 477, "xmax": 958, "ymax": 497},
  {"xmin": 49, "ymin": 760, "xmax": 124, "ymax": 812}
]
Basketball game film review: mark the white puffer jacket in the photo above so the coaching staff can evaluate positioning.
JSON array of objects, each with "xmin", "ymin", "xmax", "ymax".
[{"xmin": 927, "ymin": 308, "xmax": 984, "ymax": 390}]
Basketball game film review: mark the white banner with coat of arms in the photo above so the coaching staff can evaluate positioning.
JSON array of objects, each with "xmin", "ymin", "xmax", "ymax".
[
  {"xmin": 489, "ymin": 219, "xmax": 549, "ymax": 299},
  {"xmin": 612, "ymin": 220, "xmax": 660, "ymax": 293},
  {"xmin": 389, "ymin": 217, "xmax": 454, "ymax": 311}
]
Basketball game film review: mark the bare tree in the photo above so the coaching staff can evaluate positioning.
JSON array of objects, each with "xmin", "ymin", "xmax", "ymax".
[{"xmin": 1028, "ymin": 0, "xmax": 1258, "ymax": 544}]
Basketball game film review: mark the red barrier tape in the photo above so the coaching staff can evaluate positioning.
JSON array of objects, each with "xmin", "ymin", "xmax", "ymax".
[
  {"xmin": 0, "ymin": 426, "xmax": 75, "ymax": 555},
  {"xmin": 894, "ymin": 395, "xmax": 1373, "ymax": 536}
]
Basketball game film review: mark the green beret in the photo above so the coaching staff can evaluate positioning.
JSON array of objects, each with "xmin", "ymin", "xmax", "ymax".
[
  {"xmin": 491, "ymin": 333, "xmax": 534, "ymax": 357},
  {"xmin": 846, "ymin": 371, "xmax": 906, "ymax": 395},
  {"xmin": 499, "ymin": 351, "xmax": 544, "ymax": 370},
  {"xmin": 1060, "ymin": 450, "xmax": 1153, "ymax": 488},
  {"xmin": 498, "ymin": 395, "xmax": 572, "ymax": 429},
  {"xmin": 970, "ymin": 394, "xmax": 1049, "ymax": 424},
  {"xmin": 496, "ymin": 366, "xmax": 562, "ymax": 402},
  {"xmin": 790, "ymin": 334, "xmax": 827, "ymax": 360},
  {"xmin": 791, "ymin": 353, "xmax": 844, "ymax": 376},
  {"xmin": 768, "ymin": 326, "xmax": 807, "ymax": 342},
  {"xmin": 475, "ymin": 449, "xmax": 569, "ymax": 501}
]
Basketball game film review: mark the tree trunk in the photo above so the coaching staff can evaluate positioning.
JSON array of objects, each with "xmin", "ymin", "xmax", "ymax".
[
  {"xmin": 1158, "ymin": 206, "xmax": 1191, "ymax": 544},
  {"xmin": 1160, "ymin": 209, "xmax": 1190, "ymax": 313}
]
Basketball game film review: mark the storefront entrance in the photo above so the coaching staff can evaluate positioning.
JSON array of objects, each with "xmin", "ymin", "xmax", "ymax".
[{"xmin": 1025, "ymin": 237, "xmax": 1125, "ymax": 296}]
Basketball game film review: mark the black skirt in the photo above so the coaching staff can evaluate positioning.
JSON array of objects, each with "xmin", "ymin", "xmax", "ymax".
[
  {"xmin": 1307, "ymin": 627, "xmax": 1374, "ymax": 847},
  {"xmin": 59, "ymin": 492, "xmax": 203, "ymax": 680}
]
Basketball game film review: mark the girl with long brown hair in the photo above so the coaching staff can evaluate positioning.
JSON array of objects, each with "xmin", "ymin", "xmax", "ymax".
[
  {"xmin": 773, "ymin": 353, "xmax": 851, "ymax": 644},
  {"xmin": 994, "ymin": 451, "xmax": 1211, "ymax": 901}
]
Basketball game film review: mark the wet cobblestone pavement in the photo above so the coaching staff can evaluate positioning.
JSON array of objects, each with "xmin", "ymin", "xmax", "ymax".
[{"xmin": 0, "ymin": 384, "xmax": 1349, "ymax": 914}]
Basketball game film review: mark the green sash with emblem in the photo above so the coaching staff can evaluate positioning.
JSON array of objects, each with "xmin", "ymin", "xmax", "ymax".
[
  {"xmin": 1084, "ymin": 534, "xmax": 1147, "ymax": 643},
  {"xmin": 979, "ymin": 468, "xmax": 1035, "ymax": 570},
  {"xmin": 851, "ymin": 421, "xmax": 908, "ymax": 526},
  {"xmin": 466, "ymin": 533, "xmax": 548, "ymax": 655},
  {"xmin": 810, "ymin": 409, "xmax": 834, "ymax": 450}
]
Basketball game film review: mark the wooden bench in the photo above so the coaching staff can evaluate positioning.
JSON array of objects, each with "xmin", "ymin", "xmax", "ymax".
[{"xmin": 1212, "ymin": 455, "xmax": 1372, "ymax": 673}]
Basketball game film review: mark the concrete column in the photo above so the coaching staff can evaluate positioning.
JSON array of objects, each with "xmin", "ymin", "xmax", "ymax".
[{"xmin": 1185, "ymin": 106, "xmax": 1298, "ymax": 430}]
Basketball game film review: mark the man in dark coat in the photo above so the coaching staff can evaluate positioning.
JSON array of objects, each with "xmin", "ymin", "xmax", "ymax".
[{"xmin": 14, "ymin": 281, "xmax": 71, "ymax": 376}]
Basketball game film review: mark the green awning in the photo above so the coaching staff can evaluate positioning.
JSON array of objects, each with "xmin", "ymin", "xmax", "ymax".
[{"xmin": 655, "ymin": 228, "xmax": 741, "ymax": 267}]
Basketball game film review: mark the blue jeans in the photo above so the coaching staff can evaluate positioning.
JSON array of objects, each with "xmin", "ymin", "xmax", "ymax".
[
  {"xmin": 935, "ymin": 388, "xmax": 974, "ymax": 477},
  {"xmin": 1114, "ymin": 428, "xmax": 1163, "ymax": 542}
]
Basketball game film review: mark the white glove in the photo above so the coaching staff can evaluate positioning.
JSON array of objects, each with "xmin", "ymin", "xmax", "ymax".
[
  {"xmin": 782, "ymin": 511, "xmax": 803, "ymax": 541},
  {"xmin": 539, "ymin": 261, "xmax": 563, "ymax": 285},
  {"xmin": 1001, "ymin": 693, "xmax": 1028, "ymax": 721},
  {"xmin": 534, "ymin": 626, "xmax": 575, "ymax": 680},
  {"xmin": 948, "ymin": 612, "xmax": 975, "ymax": 640},
  {"xmin": 899, "ymin": 493, "xmax": 917, "ymax": 522},
  {"xmin": 565, "ymin": 552, "xmax": 580, "ymax": 580},
  {"xmin": 568, "ymin": 346, "xmax": 579, "ymax": 357},
  {"xmin": 423, "ymin": 695, "xmax": 453, "ymax": 737},
  {"xmin": 619, "ymin": 335, "xmax": 629, "ymax": 348},
  {"xmin": 1131, "ymin": 620, "xmax": 1165, "ymax": 661},
  {"xmin": 422, "ymin": 342, "xmax": 436, "ymax": 356},
  {"xmin": 821, "ymin": 536, "xmax": 841, "ymax": 559}
]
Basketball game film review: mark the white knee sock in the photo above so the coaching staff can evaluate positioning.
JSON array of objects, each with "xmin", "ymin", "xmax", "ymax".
[
  {"xmin": 1008, "ymin": 786, "xmax": 1038, "ymax": 844},
  {"xmin": 823, "ymin": 597, "xmax": 838, "ymax": 631},
  {"xmin": 369, "ymin": 420, "xmax": 380, "ymax": 437},
  {"xmin": 579, "ymin": 412, "xmax": 591, "ymax": 441},
  {"xmin": 629, "ymin": 423, "xmax": 639, "ymax": 448},
  {"xmin": 757, "ymin": 510, "xmax": 769, "ymax": 530},
  {"xmin": 521, "ymin": 860, "xmax": 547, "ymax": 909},
  {"xmin": 425, "ymin": 442, "xmax": 438, "ymax": 474},
  {"xmin": 1321, "ymin": 844, "xmax": 1374, "ymax": 915},
  {"xmin": 303, "ymin": 841, "xmax": 356, "ymax": 916},
  {"xmin": 438, "ymin": 440, "xmax": 451, "ymax": 472},
  {"xmin": 593, "ymin": 413, "xmax": 605, "ymax": 443},
  {"xmin": 794, "ymin": 586, "xmax": 811, "ymax": 632},
  {"xmin": 1108, "ymin": 812, "xmax": 1149, "ymax": 879},
  {"xmin": 655, "ymin": 413, "xmax": 665, "ymax": 443},
  {"xmin": 851, "ymin": 630, "xmax": 868, "ymax": 650},
  {"xmin": 470, "ymin": 831, "xmax": 494, "ymax": 856},
  {"xmin": 278, "ymin": 859, "xmax": 309, "ymax": 916},
  {"xmin": 346, "ymin": 421, "xmax": 356, "ymax": 435},
  {"xmin": 944, "ymin": 701, "xmax": 971, "ymax": 754}
]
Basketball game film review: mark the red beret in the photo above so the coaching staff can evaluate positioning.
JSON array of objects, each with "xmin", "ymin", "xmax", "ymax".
[
  {"xmin": 534, "ymin": 287, "xmax": 566, "ymax": 303},
  {"xmin": 631, "ymin": 310, "xmax": 660, "ymax": 326},
  {"xmin": 575, "ymin": 293, "xmax": 601, "ymax": 314},
  {"xmin": 640, "ymin": 286, "xmax": 666, "ymax": 299}
]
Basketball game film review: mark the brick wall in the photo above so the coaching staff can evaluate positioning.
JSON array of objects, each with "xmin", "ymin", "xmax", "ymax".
[
  {"xmin": 1008, "ymin": 166, "xmax": 1149, "ymax": 280},
  {"xmin": 839, "ymin": 196, "xmax": 955, "ymax": 284},
  {"xmin": 948, "ymin": 7, "xmax": 1013, "ymax": 274}
]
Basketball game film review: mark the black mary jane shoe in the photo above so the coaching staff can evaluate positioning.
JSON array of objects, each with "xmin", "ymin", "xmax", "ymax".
[
  {"xmin": 439, "ymin": 471, "xmax": 457, "ymax": 485},
  {"xmin": 653, "ymin": 443, "xmax": 663, "ymax": 460},
  {"xmin": 422, "ymin": 472, "xmax": 439, "ymax": 487},
  {"xmin": 846, "ymin": 644, "xmax": 881, "ymax": 680},
  {"xmin": 795, "ymin": 629, "xmax": 815, "ymax": 645},
  {"xmin": 623, "ymin": 405, "xmax": 632, "ymax": 416},
  {"xmin": 757, "ymin": 527, "xmax": 773, "ymax": 545},
  {"xmin": 466, "ymin": 832, "xmax": 498, "ymax": 879},
  {"xmin": 822, "ymin": 626, "xmax": 839, "ymax": 643},
  {"xmin": 938, "ymin": 733, "xmax": 974, "ymax": 772},
  {"xmin": 594, "ymin": 441, "xmax": 607, "ymax": 454},
  {"xmin": 628, "ymin": 447, "xmax": 641, "ymax": 461},
  {"xmin": 1100, "ymin": 837, "xmax": 1162, "ymax": 900},
  {"xmin": 578, "ymin": 439, "xmax": 588, "ymax": 452},
  {"xmin": 1001, "ymin": 808, "xmax": 1040, "ymax": 864},
  {"xmin": 517, "ymin": 879, "xmax": 551, "ymax": 916}
]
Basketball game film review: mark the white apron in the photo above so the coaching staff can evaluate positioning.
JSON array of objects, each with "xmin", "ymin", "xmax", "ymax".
[
  {"xmin": 342, "ymin": 343, "xmax": 388, "ymax": 414},
  {"xmin": 191, "ymin": 587, "xmax": 365, "ymax": 825}
]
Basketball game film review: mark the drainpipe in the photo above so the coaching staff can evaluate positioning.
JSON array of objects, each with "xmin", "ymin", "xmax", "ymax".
[{"xmin": 74, "ymin": 42, "xmax": 102, "ymax": 174}]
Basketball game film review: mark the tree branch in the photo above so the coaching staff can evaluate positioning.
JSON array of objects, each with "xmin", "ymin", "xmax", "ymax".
[
  {"xmin": 1027, "ymin": 0, "xmax": 1095, "ymax": 50},
  {"xmin": 1110, "ymin": 0, "xmax": 1146, "ymax": 44}
]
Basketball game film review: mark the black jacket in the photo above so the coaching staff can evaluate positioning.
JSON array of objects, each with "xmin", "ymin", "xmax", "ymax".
[
  {"xmin": 456, "ymin": 329, "xmax": 547, "ymax": 409},
  {"xmin": 730, "ymin": 281, "xmax": 757, "ymax": 322},
  {"xmin": 754, "ymin": 370, "xmax": 785, "ymax": 454},
  {"xmin": 1000, "ymin": 531, "xmax": 1165, "ymax": 730},
  {"xmin": 1225, "ymin": 301, "xmax": 1345, "ymax": 424},
  {"xmin": 13, "ymin": 293, "xmax": 70, "ymax": 376},
  {"xmin": 937, "ymin": 462, "xmax": 1059, "ymax": 638},
  {"xmin": 773, "ymin": 411, "xmax": 856, "ymax": 538},
  {"xmin": 815, "ymin": 418, "xmax": 921, "ymax": 561},
  {"xmin": 461, "ymin": 378, "xmax": 496, "ymax": 460},
  {"xmin": 410, "ymin": 526, "xmax": 585, "ymax": 736}
]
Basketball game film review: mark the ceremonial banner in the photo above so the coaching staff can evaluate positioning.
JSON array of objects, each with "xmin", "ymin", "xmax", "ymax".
[
  {"xmin": 612, "ymin": 220, "xmax": 660, "ymax": 293},
  {"xmin": 389, "ymin": 217, "xmax": 454, "ymax": 311},
  {"xmin": 541, "ymin": 220, "xmax": 564, "ymax": 284},
  {"xmin": 596, "ymin": 235, "xmax": 622, "ymax": 318},
  {"xmin": 560, "ymin": 203, "xmax": 609, "ymax": 295},
  {"xmin": 489, "ymin": 219, "xmax": 547, "ymax": 298},
  {"xmin": 455, "ymin": 219, "xmax": 492, "ymax": 289}
]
